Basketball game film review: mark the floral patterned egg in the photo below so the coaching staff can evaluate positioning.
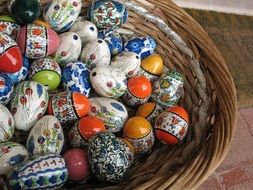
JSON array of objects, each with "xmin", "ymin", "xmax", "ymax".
[
  {"xmin": 43, "ymin": 0, "xmax": 82, "ymax": 32},
  {"xmin": 111, "ymin": 51, "xmax": 141, "ymax": 78},
  {"xmin": 68, "ymin": 116, "xmax": 106, "ymax": 149},
  {"xmin": 0, "ymin": 73, "xmax": 14, "ymax": 105},
  {"xmin": 123, "ymin": 116, "xmax": 155, "ymax": 154},
  {"xmin": 155, "ymin": 106, "xmax": 189, "ymax": 145},
  {"xmin": 124, "ymin": 37, "xmax": 157, "ymax": 59},
  {"xmin": 0, "ymin": 15, "xmax": 20, "ymax": 39},
  {"xmin": 7, "ymin": 154, "xmax": 68, "ymax": 190},
  {"xmin": 80, "ymin": 39, "xmax": 111, "ymax": 69},
  {"xmin": 0, "ymin": 104, "xmax": 15, "ymax": 143},
  {"xmin": 0, "ymin": 33, "xmax": 22, "ymax": 73},
  {"xmin": 139, "ymin": 54, "xmax": 164, "ymax": 82},
  {"xmin": 0, "ymin": 141, "xmax": 29, "ymax": 175},
  {"xmin": 122, "ymin": 76, "xmax": 152, "ymax": 107},
  {"xmin": 89, "ymin": 97, "xmax": 128, "ymax": 133},
  {"xmin": 54, "ymin": 32, "xmax": 82, "ymax": 67},
  {"xmin": 47, "ymin": 92, "xmax": 90, "ymax": 125},
  {"xmin": 88, "ymin": 0, "xmax": 128, "ymax": 29},
  {"xmin": 17, "ymin": 24, "xmax": 60, "ymax": 59},
  {"xmin": 136, "ymin": 102, "xmax": 163, "ymax": 125},
  {"xmin": 62, "ymin": 62, "xmax": 91, "ymax": 97},
  {"xmin": 90, "ymin": 65, "xmax": 127, "ymax": 98},
  {"xmin": 117, "ymin": 138, "xmax": 135, "ymax": 165},
  {"xmin": 29, "ymin": 57, "xmax": 61, "ymax": 91},
  {"xmin": 70, "ymin": 19, "xmax": 98, "ymax": 45},
  {"xmin": 5, "ymin": 56, "xmax": 29, "ymax": 85},
  {"xmin": 64, "ymin": 148, "xmax": 90, "ymax": 183},
  {"xmin": 10, "ymin": 81, "xmax": 49, "ymax": 131},
  {"xmin": 151, "ymin": 71, "xmax": 184, "ymax": 108},
  {"xmin": 8, "ymin": 0, "xmax": 41, "ymax": 24},
  {"xmin": 98, "ymin": 29, "xmax": 123, "ymax": 56},
  {"xmin": 26, "ymin": 115, "xmax": 64, "ymax": 156},
  {"xmin": 88, "ymin": 132, "xmax": 132, "ymax": 183}
]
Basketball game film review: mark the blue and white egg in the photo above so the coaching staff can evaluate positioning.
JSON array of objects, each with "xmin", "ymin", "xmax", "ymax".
[
  {"xmin": 62, "ymin": 62, "xmax": 91, "ymax": 97},
  {"xmin": 124, "ymin": 37, "xmax": 157, "ymax": 59},
  {"xmin": 0, "ymin": 73, "xmax": 14, "ymax": 105},
  {"xmin": 98, "ymin": 29, "xmax": 123, "ymax": 56}
]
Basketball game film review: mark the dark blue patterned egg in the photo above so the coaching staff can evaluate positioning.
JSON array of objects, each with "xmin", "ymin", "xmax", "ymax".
[
  {"xmin": 0, "ymin": 73, "xmax": 14, "ymax": 105},
  {"xmin": 98, "ymin": 29, "xmax": 123, "ymax": 56},
  {"xmin": 88, "ymin": 132, "xmax": 132, "ymax": 183},
  {"xmin": 62, "ymin": 62, "xmax": 91, "ymax": 97}
]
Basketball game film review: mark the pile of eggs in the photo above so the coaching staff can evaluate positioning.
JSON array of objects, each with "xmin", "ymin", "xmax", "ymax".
[{"xmin": 0, "ymin": 0, "xmax": 189, "ymax": 189}]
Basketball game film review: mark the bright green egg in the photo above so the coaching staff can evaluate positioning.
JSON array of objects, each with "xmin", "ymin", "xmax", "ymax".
[
  {"xmin": 32, "ymin": 71, "xmax": 61, "ymax": 91},
  {"xmin": 0, "ymin": 15, "xmax": 16, "ymax": 22}
]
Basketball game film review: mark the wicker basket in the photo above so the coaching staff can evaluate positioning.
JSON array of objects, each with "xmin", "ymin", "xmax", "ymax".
[{"xmin": 0, "ymin": 0, "xmax": 238, "ymax": 189}]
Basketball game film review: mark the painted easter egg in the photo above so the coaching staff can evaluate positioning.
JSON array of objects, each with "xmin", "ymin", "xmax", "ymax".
[
  {"xmin": 0, "ymin": 104, "xmax": 15, "ymax": 142},
  {"xmin": 54, "ymin": 32, "xmax": 82, "ymax": 67},
  {"xmin": 139, "ymin": 54, "xmax": 164, "ymax": 82},
  {"xmin": 10, "ymin": 81, "xmax": 49, "ymax": 131},
  {"xmin": 80, "ymin": 39, "xmax": 111, "ymax": 69},
  {"xmin": 64, "ymin": 148, "xmax": 89, "ymax": 183},
  {"xmin": 17, "ymin": 24, "xmax": 60, "ymax": 59},
  {"xmin": 0, "ymin": 33, "xmax": 22, "ymax": 73},
  {"xmin": 0, "ymin": 73, "xmax": 14, "ymax": 105},
  {"xmin": 26, "ymin": 115, "xmax": 64, "ymax": 156},
  {"xmin": 111, "ymin": 51, "xmax": 141, "ymax": 78},
  {"xmin": 5, "ymin": 56, "xmax": 29, "ymax": 85},
  {"xmin": 90, "ymin": 65, "xmax": 127, "ymax": 98},
  {"xmin": 88, "ymin": 0, "xmax": 128, "ymax": 29},
  {"xmin": 122, "ymin": 76, "xmax": 152, "ymax": 107},
  {"xmin": 123, "ymin": 116, "xmax": 155, "ymax": 154},
  {"xmin": 33, "ymin": 19, "xmax": 51, "ymax": 28},
  {"xmin": 155, "ymin": 106, "xmax": 189, "ymax": 145},
  {"xmin": 62, "ymin": 62, "xmax": 91, "ymax": 97},
  {"xmin": 124, "ymin": 37, "xmax": 156, "ymax": 59},
  {"xmin": 47, "ymin": 92, "xmax": 90, "ymax": 125},
  {"xmin": 98, "ymin": 29, "xmax": 123, "ymax": 56},
  {"xmin": 43, "ymin": 0, "xmax": 82, "ymax": 32},
  {"xmin": 0, "ymin": 142, "xmax": 29, "ymax": 175},
  {"xmin": 89, "ymin": 97, "xmax": 128, "ymax": 133},
  {"xmin": 0, "ymin": 15, "xmax": 20, "ymax": 39},
  {"xmin": 88, "ymin": 132, "xmax": 132, "ymax": 183},
  {"xmin": 136, "ymin": 102, "xmax": 163, "ymax": 125},
  {"xmin": 117, "ymin": 138, "xmax": 135, "ymax": 165},
  {"xmin": 68, "ymin": 116, "xmax": 106, "ymax": 149},
  {"xmin": 70, "ymin": 19, "xmax": 98, "ymax": 45},
  {"xmin": 8, "ymin": 0, "xmax": 41, "ymax": 24},
  {"xmin": 151, "ymin": 71, "xmax": 184, "ymax": 108},
  {"xmin": 7, "ymin": 154, "xmax": 68, "ymax": 190},
  {"xmin": 29, "ymin": 57, "xmax": 61, "ymax": 91}
]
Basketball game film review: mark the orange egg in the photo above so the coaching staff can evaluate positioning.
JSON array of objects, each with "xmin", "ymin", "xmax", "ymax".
[
  {"xmin": 123, "ymin": 116, "xmax": 155, "ymax": 154},
  {"xmin": 72, "ymin": 92, "xmax": 90, "ymax": 119},
  {"xmin": 128, "ymin": 76, "xmax": 152, "ymax": 98},
  {"xmin": 78, "ymin": 116, "xmax": 106, "ymax": 141},
  {"xmin": 33, "ymin": 19, "xmax": 51, "ymax": 28},
  {"xmin": 155, "ymin": 106, "xmax": 189, "ymax": 145}
]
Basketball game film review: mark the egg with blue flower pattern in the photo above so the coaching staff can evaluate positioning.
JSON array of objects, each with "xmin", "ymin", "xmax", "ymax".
[
  {"xmin": 0, "ymin": 141, "xmax": 29, "ymax": 175},
  {"xmin": 124, "ymin": 37, "xmax": 157, "ymax": 59},
  {"xmin": 43, "ymin": 0, "xmax": 82, "ymax": 32},
  {"xmin": 7, "ymin": 153, "xmax": 68, "ymax": 190},
  {"xmin": 62, "ymin": 62, "xmax": 91, "ymax": 97},
  {"xmin": 88, "ymin": 132, "xmax": 132, "ymax": 183},
  {"xmin": 90, "ymin": 65, "xmax": 127, "ymax": 98},
  {"xmin": 5, "ymin": 56, "xmax": 29, "ymax": 85},
  {"xmin": 0, "ymin": 73, "xmax": 14, "ymax": 105},
  {"xmin": 0, "ymin": 15, "xmax": 20, "ymax": 39},
  {"xmin": 98, "ymin": 29, "xmax": 123, "ymax": 56},
  {"xmin": 89, "ymin": 97, "xmax": 128, "ymax": 133},
  {"xmin": 10, "ymin": 81, "xmax": 49, "ymax": 131},
  {"xmin": 0, "ymin": 104, "xmax": 15, "ymax": 142},
  {"xmin": 88, "ymin": 0, "xmax": 128, "ymax": 29}
]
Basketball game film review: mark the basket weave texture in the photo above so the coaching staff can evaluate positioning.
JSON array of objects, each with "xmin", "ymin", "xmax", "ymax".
[{"xmin": 0, "ymin": 0, "xmax": 238, "ymax": 189}]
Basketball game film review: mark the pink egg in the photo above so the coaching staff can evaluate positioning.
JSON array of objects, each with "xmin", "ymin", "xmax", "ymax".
[
  {"xmin": 63, "ymin": 148, "xmax": 89, "ymax": 182},
  {"xmin": 17, "ymin": 24, "xmax": 60, "ymax": 59}
]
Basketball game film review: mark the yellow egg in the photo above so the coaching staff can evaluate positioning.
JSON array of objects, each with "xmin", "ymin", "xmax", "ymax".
[{"xmin": 140, "ymin": 54, "xmax": 164, "ymax": 81}]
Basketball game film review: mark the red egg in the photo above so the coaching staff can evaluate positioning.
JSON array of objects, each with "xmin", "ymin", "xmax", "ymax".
[
  {"xmin": 154, "ymin": 106, "xmax": 189, "ymax": 145},
  {"xmin": 17, "ymin": 24, "xmax": 59, "ymax": 59},
  {"xmin": 0, "ymin": 33, "xmax": 22, "ymax": 73},
  {"xmin": 64, "ymin": 148, "xmax": 89, "ymax": 182}
]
